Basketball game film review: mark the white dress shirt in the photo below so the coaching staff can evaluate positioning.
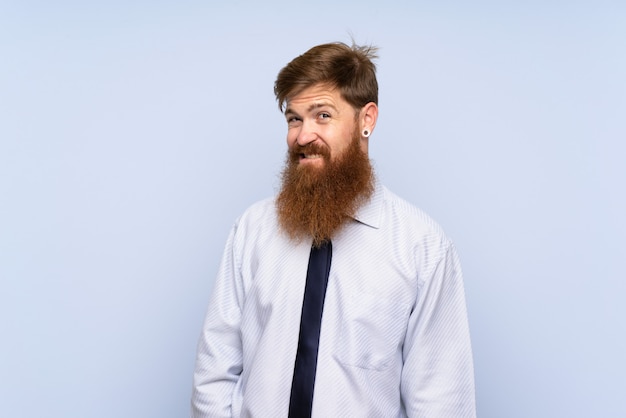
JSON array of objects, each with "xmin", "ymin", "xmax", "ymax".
[{"xmin": 192, "ymin": 182, "xmax": 476, "ymax": 417}]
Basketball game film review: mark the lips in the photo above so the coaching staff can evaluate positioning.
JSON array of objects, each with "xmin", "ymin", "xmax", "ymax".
[
  {"xmin": 292, "ymin": 144, "xmax": 329, "ymax": 162},
  {"xmin": 301, "ymin": 153, "xmax": 323, "ymax": 160}
]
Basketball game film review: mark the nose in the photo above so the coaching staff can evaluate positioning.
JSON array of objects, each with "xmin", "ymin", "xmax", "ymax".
[{"xmin": 296, "ymin": 120, "xmax": 317, "ymax": 146}]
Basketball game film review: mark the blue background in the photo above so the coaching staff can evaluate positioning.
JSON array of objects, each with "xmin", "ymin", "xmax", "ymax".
[{"xmin": 1, "ymin": 1, "xmax": 624, "ymax": 416}]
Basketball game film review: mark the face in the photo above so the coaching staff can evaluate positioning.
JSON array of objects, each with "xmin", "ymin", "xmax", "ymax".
[
  {"xmin": 277, "ymin": 84, "xmax": 378, "ymax": 246},
  {"xmin": 283, "ymin": 84, "xmax": 364, "ymax": 171}
]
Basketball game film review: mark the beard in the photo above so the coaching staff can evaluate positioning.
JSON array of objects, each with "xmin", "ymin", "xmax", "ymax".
[{"xmin": 276, "ymin": 129, "xmax": 374, "ymax": 247}]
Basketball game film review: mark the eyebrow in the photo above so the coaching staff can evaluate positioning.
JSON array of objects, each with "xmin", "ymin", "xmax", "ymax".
[{"xmin": 284, "ymin": 102, "xmax": 338, "ymax": 116}]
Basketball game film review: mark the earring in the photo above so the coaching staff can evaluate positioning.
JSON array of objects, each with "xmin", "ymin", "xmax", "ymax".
[{"xmin": 362, "ymin": 129, "xmax": 370, "ymax": 138}]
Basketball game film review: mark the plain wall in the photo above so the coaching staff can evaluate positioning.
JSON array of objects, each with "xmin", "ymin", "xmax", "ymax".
[{"xmin": 1, "ymin": 1, "xmax": 624, "ymax": 417}]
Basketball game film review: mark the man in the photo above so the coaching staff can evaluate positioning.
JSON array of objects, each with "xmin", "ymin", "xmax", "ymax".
[{"xmin": 192, "ymin": 42, "xmax": 476, "ymax": 417}]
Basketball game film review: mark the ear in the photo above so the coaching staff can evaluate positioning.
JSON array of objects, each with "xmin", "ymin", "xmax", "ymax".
[{"xmin": 359, "ymin": 102, "xmax": 379, "ymax": 137}]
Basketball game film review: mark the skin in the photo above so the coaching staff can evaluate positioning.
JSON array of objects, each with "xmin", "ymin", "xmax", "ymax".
[{"xmin": 284, "ymin": 83, "xmax": 379, "ymax": 167}]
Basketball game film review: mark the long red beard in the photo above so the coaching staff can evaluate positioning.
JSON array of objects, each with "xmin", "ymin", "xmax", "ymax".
[{"xmin": 276, "ymin": 131, "xmax": 374, "ymax": 247}]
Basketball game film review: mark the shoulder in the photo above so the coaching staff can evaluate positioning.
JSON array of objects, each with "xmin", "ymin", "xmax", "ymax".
[
  {"xmin": 378, "ymin": 186, "xmax": 460, "ymax": 284},
  {"xmin": 235, "ymin": 197, "xmax": 276, "ymax": 226},
  {"xmin": 229, "ymin": 196, "xmax": 280, "ymax": 244},
  {"xmin": 380, "ymin": 185, "xmax": 451, "ymax": 246}
]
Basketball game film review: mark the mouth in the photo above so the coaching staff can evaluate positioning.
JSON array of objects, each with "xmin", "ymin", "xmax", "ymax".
[{"xmin": 300, "ymin": 153, "xmax": 324, "ymax": 161}]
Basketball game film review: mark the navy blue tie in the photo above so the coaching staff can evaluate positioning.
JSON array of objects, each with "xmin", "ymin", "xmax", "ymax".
[{"xmin": 288, "ymin": 240, "xmax": 333, "ymax": 418}]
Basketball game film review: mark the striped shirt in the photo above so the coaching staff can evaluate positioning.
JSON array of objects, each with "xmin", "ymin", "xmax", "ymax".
[{"xmin": 192, "ymin": 181, "xmax": 476, "ymax": 417}]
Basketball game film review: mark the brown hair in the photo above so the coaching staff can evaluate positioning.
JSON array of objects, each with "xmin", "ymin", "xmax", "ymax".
[{"xmin": 274, "ymin": 42, "xmax": 379, "ymax": 112}]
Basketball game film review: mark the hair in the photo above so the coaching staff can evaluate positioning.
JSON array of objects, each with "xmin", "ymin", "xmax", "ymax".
[{"xmin": 274, "ymin": 42, "xmax": 379, "ymax": 112}]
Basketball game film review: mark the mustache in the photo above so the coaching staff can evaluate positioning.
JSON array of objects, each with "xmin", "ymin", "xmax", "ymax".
[{"xmin": 289, "ymin": 142, "xmax": 330, "ymax": 160}]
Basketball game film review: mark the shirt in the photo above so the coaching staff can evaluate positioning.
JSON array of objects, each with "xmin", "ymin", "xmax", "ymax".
[{"xmin": 192, "ymin": 182, "xmax": 476, "ymax": 417}]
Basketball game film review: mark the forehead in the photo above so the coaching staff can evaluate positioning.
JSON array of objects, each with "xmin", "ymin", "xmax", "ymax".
[{"xmin": 285, "ymin": 84, "xmax": 348, "ymax": 112}]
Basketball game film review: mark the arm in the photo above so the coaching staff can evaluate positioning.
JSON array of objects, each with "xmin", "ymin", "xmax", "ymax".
[
  {"xmin": 401, "ymin": 243, "xmax": 476, "ymax": 417},
  {"xmin": 191, "ymin": 225, "xmax": 244, "ymax": 418}
]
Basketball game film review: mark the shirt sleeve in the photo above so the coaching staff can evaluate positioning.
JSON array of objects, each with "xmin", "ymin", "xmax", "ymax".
[
  {"xmin": 401, "ymin": 243, "xmax": 476, "ymax": 417},
  {"xmin": 191, "ymin": 224, "xmax": 245, "ymax": 418}
]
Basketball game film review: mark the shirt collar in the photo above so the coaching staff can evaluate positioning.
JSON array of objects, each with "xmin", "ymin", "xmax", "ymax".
[{"xmin": 352, "ymin": 178, "xmax": 383, "ymax": 229}]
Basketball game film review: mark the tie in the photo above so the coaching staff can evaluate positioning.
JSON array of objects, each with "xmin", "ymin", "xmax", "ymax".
[{"xmin": 288, "ymin": 240, "xmax": 333, "ymax": 418}]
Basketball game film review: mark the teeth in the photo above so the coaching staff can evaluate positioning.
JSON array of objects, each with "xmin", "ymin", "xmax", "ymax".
[{"xmin": 304, "ymin": 154, "xmax": 322, "ymax": 159}]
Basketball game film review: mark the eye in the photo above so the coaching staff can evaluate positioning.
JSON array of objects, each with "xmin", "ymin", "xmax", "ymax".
[
  {"xmin": 287, "ymin": 116, "xmax": 302, "ymax": 126},
  {"xmin": 318, "ymin": 112, "xmax": 331, "ymax": 120}
]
